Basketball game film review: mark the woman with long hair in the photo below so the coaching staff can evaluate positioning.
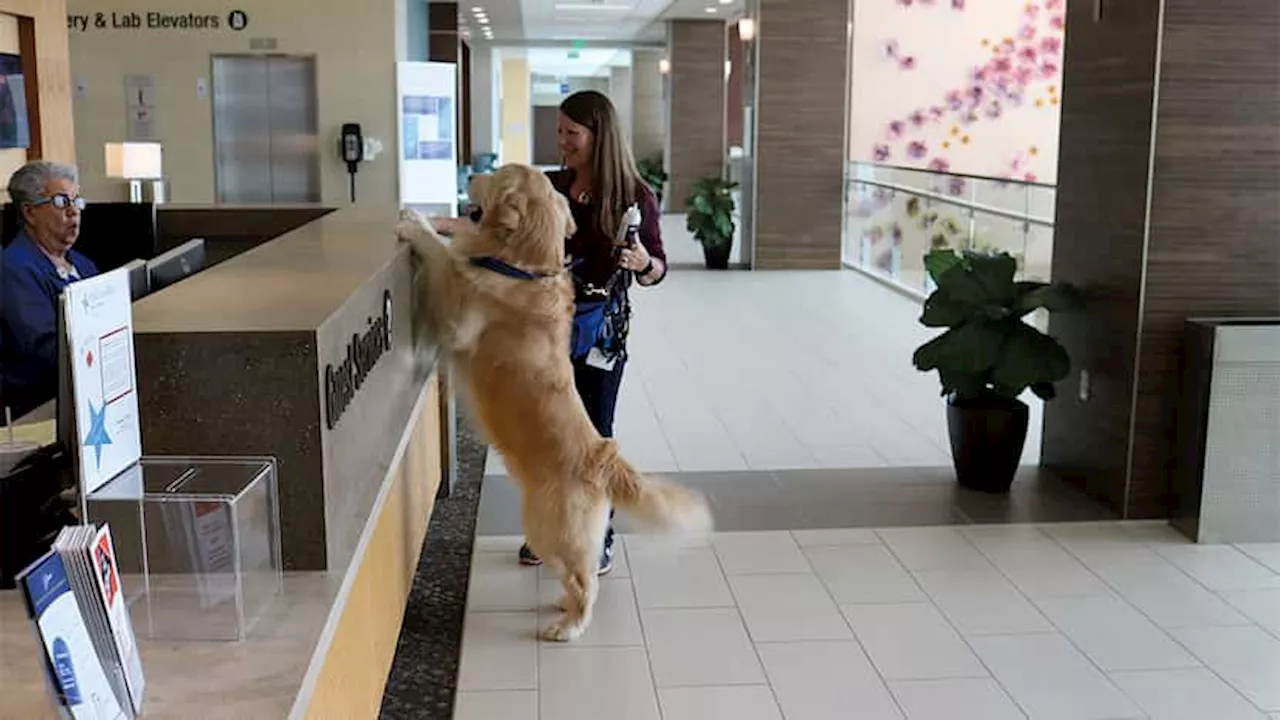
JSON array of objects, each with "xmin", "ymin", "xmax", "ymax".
[{"xmin": 435, "ymin": 90, "xmax": 667, "ymax": 575}]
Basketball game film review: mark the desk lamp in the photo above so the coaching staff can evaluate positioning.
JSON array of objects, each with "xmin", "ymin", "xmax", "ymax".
[{"xmin": 105, "ymin": 142, "xmax": 164, "ymax": 204}]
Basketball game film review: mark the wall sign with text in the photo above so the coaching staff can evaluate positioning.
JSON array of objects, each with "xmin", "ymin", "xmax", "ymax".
[
  {"xmin": 324, "ymin": 290, "xmax": 395, "ymax": 430},
  {"xmin": 67, "ymin": 10, "xmax": 249, "ymax": 32}
]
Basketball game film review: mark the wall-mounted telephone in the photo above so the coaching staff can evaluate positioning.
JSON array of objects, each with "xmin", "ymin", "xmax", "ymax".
[{"xmin": 340, "ymin": 123, "xmax": 364, "ymax": 202}]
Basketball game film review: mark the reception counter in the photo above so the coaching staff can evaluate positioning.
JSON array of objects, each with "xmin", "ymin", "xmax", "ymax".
[{"xmin": 0, "ymin": 205, "xmax": 445, "ymax": 718}]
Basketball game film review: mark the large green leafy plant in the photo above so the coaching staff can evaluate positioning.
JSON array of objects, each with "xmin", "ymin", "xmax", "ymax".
[
  {"xmin": 685, "ymin": 176, "xmax": 739, "ymax": 249},
  {"xmin": 637, "ymin": 155, "xmax": 668, "ymax": 202},
  {"xmin": 912, "ymin": 248, "xmax": 1081, "ymax": 402}
]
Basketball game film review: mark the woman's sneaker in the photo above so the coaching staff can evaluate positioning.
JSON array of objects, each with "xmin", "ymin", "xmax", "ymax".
[
  {"xmin": 518, "ymin": 543, "xmax": 543, "ymax": 566},
  {"xmin": 518, "ymin": 538, "xmax": 615, "ymax": 576}
]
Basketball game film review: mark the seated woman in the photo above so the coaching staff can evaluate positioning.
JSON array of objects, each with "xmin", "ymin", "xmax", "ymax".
[{"xmin": 1, "ymin": 161, "xmax": 96, "ymax": 419}]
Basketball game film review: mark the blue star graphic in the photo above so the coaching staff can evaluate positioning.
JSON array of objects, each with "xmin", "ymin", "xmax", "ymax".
[{"xmin": 82, "ymin": 400, "xmax": 112, "ymax": 469}]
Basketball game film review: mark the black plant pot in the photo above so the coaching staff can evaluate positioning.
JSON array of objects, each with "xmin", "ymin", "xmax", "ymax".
[
  {"xmin": 702, "ymin": 243, "xmax": 731, "ymax": 270},
  {"xmin": 946, "ymin": 394, "xmax": 1029, "ymax": 493}
]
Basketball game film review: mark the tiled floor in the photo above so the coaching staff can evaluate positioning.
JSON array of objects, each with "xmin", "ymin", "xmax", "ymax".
[
  {"xmin": 454, "ymin": 522, "xmax": 1280, "ymax": 720},
  {"xmin": 484, "ymin": 266, "xmax": 1046, "ymax": 476}
]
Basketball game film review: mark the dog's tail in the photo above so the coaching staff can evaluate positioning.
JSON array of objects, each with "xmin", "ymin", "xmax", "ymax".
[{"xmin": 599, "ymin": 441, "xmax": 713, "ymax": 537}]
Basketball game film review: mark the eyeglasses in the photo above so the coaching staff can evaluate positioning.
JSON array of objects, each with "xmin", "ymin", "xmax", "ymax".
[{"xmin": 29, "ymin": 194, "xmax": 87, "ymax": 211}]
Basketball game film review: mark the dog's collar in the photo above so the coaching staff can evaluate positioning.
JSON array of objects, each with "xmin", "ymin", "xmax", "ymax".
[{"xmin": 469, "ymin": 256, "xmax": 579, "ymax": 280}]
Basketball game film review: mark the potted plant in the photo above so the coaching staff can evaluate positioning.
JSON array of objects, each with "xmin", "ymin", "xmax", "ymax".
[
  {"xmin": 912, "ymin": 248, "xmax": 1081, "ymax": 493},
  {"xmin": 685, "ymin": 176, "xmax": 739, "ymax": 270},
  {"xmin": 636, "ymin": 155, "xmax": 668, "ymax": 204}
]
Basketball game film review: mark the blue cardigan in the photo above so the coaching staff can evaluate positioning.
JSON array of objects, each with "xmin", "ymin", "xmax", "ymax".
[{"xmin": 1, "ymin": 231, "xmax": 99, "ymax": 419}]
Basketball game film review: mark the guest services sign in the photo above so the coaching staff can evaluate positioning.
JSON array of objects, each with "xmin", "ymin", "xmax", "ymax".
[
  {"xmin": 324, "ymin": 290, "xmax": 395, "ymax": 430},
  {"xmin": 68, "ymin": 9, "xmax": 249, "ymax": 32}
]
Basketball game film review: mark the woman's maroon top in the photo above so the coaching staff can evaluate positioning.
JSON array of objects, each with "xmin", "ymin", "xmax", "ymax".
[{"xmin": 546, "ymin": 169, "xmax": 665, "ymax": 291}]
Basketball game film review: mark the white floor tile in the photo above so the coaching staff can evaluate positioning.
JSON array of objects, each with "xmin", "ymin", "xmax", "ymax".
[
  {"xmin": 658, "ymin": 685, "xmax": 784, "ymax": 720},
  {"xmin": 912, "ymin": 567, "xmax": 1055, "ymax": 636},
  {"xmin": 712, "ymin": 531, "xmax": 813, "ymax": 575},
  {"xmin": 804, "ymin": 544, "xmax": 928, "ymax": 604},
  {"xmin": 641, "ymin": 607, "xmax": 765, "ymax": 687},
  {"xmin": 990, "ymin": 553, "xmax": 1113, "ymax": 599},
  {"xmin": 792, "ymin": 528, "xmax": 882, "ymax": 547},
  {"xmin": 969, "ymin": 633, "xmax": 1144, "ymax": 720},
  {"xmin": 457, "ymin": 612, "xmax": 539, "ymax": 691},
  {"xmin": 888, "ymin": 678, "xmax": 1025, "ymax": 720},
  {"xmin": 876, "ymin": 527, "xmax": 993, "ymax": 572},
  {"xmin": 1221, "ymin": 588, "xmax": 1280, "ymax": 637},
  {"xmin": 729, "ymin": 574, "xmax": 853, "ymax": 642},
  {"xmin": 842, "ymin": 603, "xmax": 988, "ymax": 680},
  {"xmin": 1154, "ymin": 545, "xmax": 1280, "ymax": 593},
  {"xmin": 1033, "ymin": 595, "xmax": 1201, "ymax": 671},
  {"xmin": 466, "ymin": 548, "xmax": 540, "ymax": 613},
  {"xmin": 1090, "ymin": 561, "xmax": 1253, "ymax": 630},
  {"xmin": 757, "ymin": 640, "xmax": 905, "ymax": 720},
  {"xmin": 538, "ymin": 646, "xmax": 660, "ymax": 720},
  {"xmin": 1237, "ymin": 544, "xmax": 1280, "ymax": 575},
  {"xmin": 537, "ymin": 577, "xmax": 642, "ymax": 647},
  {"xmin": 1110, "ymin": 668, "xmax": 1267, "ymax": 720},
  {"xmin": 628, "ymin": 546, "xmax": 735, "ymax": 609},
  {"xmin": 1042, "ymin": 522, "xmax": 1170, "ymax": 569},
  {"xmin": 474, "ymin": 535, "xmax": 526, "ymax": 555},
  {"xmin": 1170, "ymin": 625, "xmax": 1280, "ymax": 711},
  {"xmin": 453, "ymin": 690, "xmax": 538, "ymax": 720}
]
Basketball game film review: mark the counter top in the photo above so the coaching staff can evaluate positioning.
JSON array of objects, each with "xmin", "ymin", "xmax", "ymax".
[{"xmin": 133, "ymin": 204, "xmax": 405, "ymax": 334}]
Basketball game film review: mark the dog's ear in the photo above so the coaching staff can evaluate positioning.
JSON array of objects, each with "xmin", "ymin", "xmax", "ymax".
[
  {"xmin": 553, "ymin": 192, "xmax": 576, "ymax": 239},
  {"xmin": 483, "ymin": 171, "xmax": 529, "ymax": 234}
]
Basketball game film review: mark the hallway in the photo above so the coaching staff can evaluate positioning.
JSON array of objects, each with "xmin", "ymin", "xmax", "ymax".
[{"xmin": 486, "ymin": 266, "xmax": 1045, "ymax": 475}]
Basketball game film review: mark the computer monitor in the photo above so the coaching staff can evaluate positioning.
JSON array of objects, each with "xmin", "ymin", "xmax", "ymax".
[
  {"xmin": 146, "ymin": 238, "xmax": 206, "ymax": 293},
  {"xmin": 121, "ymin": 259, "xmax": 150, "ymax": 301}
]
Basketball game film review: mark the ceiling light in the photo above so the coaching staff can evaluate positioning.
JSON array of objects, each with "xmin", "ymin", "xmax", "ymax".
[
  {"xmin": 719, "ymin": 0, "xmax": 732, "ymax": 4},
  {"xmin": 478, "ymin": 16, "xmax": 489, "ymax": 24},
  {"xmin": 471, "ymin": 6, "xmax": 484, "ymax": 13},
  {"xmin": 704, "ymin": 6, "xmax": 717, "ymax": 12},
  {"xmin": 738, "ymin": 17, "xmax": 755, "ymax": 41}
]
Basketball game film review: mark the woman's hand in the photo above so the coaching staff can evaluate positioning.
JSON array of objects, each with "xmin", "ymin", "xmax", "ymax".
[
  {"xmin": 618, "ymin": 242, "xmax": 651, "ymax": 274},
  {"xmin": 430, "ymin": 216, "xmax": 464, "ymax": 236}
]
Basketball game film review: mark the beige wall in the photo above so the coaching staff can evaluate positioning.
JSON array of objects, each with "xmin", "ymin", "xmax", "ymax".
[
  {"xmin": 0, "ymin": 0, "xmax": 77, "ymax": 197},
  {"xmin": 66, "ymin": 0, "xmax": 400, "ymax": 205},
  {"xmin": 631, "ymin": 48, "xmax": 664, "ymax": 165},
  {"xmin": 500, "ymin": 57, "xmax": 530, "ymax": 165}
]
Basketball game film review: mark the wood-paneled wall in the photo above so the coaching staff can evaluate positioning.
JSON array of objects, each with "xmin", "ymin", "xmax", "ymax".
[
  {"xmin": 1129, "ymin": 0, "xmax": 1280, "ymax": 517},
  {"xmin": 1044, "ymin": 0, "xmax": 1280, "ymax": 518},
  {"xmin": 0, "ymin": 0, "xmax": 74, "ymax": 167},
  {"xmin": 751, "ymin": 0, "xmax": 850, "ymax": 269},
  {"xmin": 1041, "ymin": 0, "xmax": 1162, "ymax": 513},
  {"xmin": 666, "ymin": 19, "xmax": 727, "ymax": 213}
]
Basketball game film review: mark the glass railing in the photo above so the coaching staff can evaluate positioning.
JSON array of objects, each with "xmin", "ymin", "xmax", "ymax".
[{"xmin": 843, "ymin": 161, "xmax": 1056, "ymax": 298}]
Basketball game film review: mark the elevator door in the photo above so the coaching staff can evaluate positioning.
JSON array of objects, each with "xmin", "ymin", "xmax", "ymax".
[{"xmin": 212, "ymin": 55, "xmax": 320, "ymax": 204}]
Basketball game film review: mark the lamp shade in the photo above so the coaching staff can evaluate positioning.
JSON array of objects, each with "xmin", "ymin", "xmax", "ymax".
[
  {"xmin": 738, "ymin": 17, "xmax": 756, "ymax": 41},
  {"xmin": 104, "ymin": 142, "xmax": 163, "ymax": 180}
]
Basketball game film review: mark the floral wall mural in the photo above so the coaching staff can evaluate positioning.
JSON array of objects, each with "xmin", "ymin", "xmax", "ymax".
[{"xmin": 848, "ymin": 0, "xmax": 1066, "ymax": 183}]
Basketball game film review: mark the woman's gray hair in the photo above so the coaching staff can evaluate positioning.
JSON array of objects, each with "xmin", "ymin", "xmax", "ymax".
[{"xmin": 8, "ymin": 161, "xmax": 79, "ymax": 224}]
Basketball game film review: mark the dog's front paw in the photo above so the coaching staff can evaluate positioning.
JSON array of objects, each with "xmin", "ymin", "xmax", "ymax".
[
  {"xmin": 541, "ymin": 618, "xmax": 586, "ymax": 643},
  {"xmin": 398, "ymin": 207, "xmax": 425, "ymax": 225}
]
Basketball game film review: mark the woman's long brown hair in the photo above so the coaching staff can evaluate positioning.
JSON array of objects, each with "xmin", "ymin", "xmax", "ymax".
[{"xmin": 559, "ymin": 90, "xmax": 644, "ymax": 240}]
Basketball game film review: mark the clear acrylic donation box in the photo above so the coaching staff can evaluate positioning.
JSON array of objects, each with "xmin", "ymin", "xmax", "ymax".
[{"xmin": 84, "ymin": 456, "xmax": 282, "ymax": 642}]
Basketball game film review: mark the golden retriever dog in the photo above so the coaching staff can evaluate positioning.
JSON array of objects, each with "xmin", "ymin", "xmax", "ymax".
[{"xmin": 396, "ymin": 164, "xmax": 712, "ymax": 642}]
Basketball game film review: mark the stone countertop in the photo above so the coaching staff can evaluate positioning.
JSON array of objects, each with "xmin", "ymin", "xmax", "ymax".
[
  {"xmin": 0, "ymin": 572, "xmax": 343, "ymax": 720},
  {"xmin": 132, "ymin": 204, "xmax": 406, "ymax": 334}
]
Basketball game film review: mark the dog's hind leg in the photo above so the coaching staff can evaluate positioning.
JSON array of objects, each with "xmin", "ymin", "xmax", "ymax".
[{"xmin": 541, "ymin": 501, "xmax": 609, "ymax": 642}]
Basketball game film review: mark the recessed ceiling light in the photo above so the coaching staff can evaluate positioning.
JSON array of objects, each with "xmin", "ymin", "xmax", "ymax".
[
  {"xmin": 554, "ymin": 3, "xmax": 630, "ymax": 10},
  {"xmin": 719, "ymin": 0, "xmax": 732, "ymax": 4},
  {"xmin": 704, "ymin": 6, "xmax": 717, "ymax": 12},
  {"xmin": 478, "ymin": 17, "xmax": 489, "ymax": 24},
  {"xmin": 471, "ymin": 6, "xmax": 484, "ymax": 13}
]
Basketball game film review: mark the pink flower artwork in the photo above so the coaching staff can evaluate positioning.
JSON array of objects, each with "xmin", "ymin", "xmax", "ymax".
[
  {"xmin": 928, "ymin": 157, "xmax": 951, "ymax": 173},
  {"xmin": 1040, "ymin": 37, "xmax": 1062, "ymax": 55},
  {"xmin": 888, "ymin": 120, "xmax": 906, "ymax": 138},
  {"xmin": 1019, "ymin": 24, "xmax": 1037, "ymax": 40},
  {"xmin": 1045, "ymin": 0, "xmax": 1063, "ymax": 9},
  {"xmin": 1039, "ymin": 61, "xmax": 1059, "ymax": 79},
  {"xmin": 907, "ymin": 141, "xmax": 929, "ymax": 159},
  {"xmin": 951, "ymin": 0, "xmax": 965, "ymax": 9},
  {"xmin": 948, "ymin": 177, "xmax": 967, "ymax": 196},
  {"xmin": 873, "ymin": 144, "xmax": 891, "ymax": 161},
  {"xmin": 909, "ymin": 109, "xmax": 927, "ymax": 126},
  {"xmin": 1024, "ymin": 172, "xmax": 1039, "ymax": 182},
  {"xmin": 1018, "ymin": 46, "xmax": 1038, "ymax": 63},
  {"xmin": 1049, "ymin": 14, "xmax": 1065, "ymax": 30}
]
